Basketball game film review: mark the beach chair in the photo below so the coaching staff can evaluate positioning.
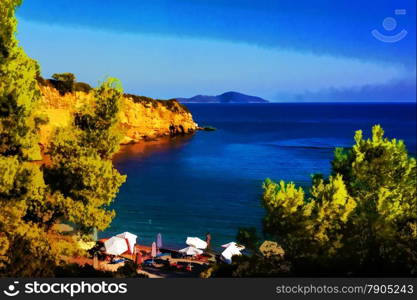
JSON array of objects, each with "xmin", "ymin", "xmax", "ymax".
[
  {"xmin": 143, "ymin": 259, "xmax": 154, "ymax": 267},
  {"xmin": 156, "ymin": 252, "xmax": 170, "ymax": 258},
  {"xmin": 110, "ymin": 258, "xmax": 126, "ymax": 264}
]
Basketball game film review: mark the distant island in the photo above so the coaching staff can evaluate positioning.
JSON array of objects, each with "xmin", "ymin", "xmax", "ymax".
[{"xmin": 176, "ymin": 91, "xmax": 270, "ymax": 103}]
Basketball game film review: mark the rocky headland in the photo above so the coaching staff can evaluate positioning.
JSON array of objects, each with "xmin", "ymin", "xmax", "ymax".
[{"xmin": 38, "ymin": 85, "xmax": 199, "ymax": 149}]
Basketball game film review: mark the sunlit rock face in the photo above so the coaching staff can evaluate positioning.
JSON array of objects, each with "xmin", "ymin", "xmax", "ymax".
[{"xmin": 38, "ymin": 85, "xmax": 198, "ymax": 147}]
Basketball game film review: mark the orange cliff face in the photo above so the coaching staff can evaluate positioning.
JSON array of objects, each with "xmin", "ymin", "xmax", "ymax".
[{"xmin": 38, "ymin": 85, "xmax": 199, "ymax": 147}]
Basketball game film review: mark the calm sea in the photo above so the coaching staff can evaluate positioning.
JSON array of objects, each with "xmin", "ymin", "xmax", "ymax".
[{"xmin": 105, "ymin": 103, "xmax": 416, "ymax": 250}]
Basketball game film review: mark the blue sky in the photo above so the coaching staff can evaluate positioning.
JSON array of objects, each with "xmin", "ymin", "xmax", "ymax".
[{"xmin": 16, "ymin": 0, "xmax": 416, "ymax": 101}]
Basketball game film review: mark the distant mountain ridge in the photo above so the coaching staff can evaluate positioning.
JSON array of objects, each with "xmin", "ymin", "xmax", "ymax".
[{"xmin": 176, "ymin": 91, "xmax": 269, "ymax": 103}]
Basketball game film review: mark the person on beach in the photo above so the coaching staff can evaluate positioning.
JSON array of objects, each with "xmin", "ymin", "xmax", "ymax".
[{"xmin": 205, "ymin": 232, "xmax": 211, "ymax": 250}]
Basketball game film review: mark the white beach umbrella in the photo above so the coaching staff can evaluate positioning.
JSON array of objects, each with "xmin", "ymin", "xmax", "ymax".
[
  {"xmin": 116, "ymin": 232, "xmax": 137, "ymax": 254},
  {"xmin": 221, "ymin": 242, "xmax": 245, "ymax": 251},
  {"xmin": 179, "ymin": 246, "xmax": 203, "ymax": 256},
  {"xmin": 185, "ymin": 237, "xmax": 207, "ymax": 249},
  {"xmin": 104, "ymin": 236, "xmax": 128, "ymax": 256},
  {"xmin": 221, "ymin": 244, "xmax": 243, "ymax": 264}
]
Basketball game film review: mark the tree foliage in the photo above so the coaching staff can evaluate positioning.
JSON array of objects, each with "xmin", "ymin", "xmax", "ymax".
[
  {"xmin": 261, "ymin": 125, "xmax": 416, "ymax": 274},
  {"xmin": 74, "ymin": 79, "xmax": 124, "ymax": 159},
  {"xmin": 74, "ymin": 81, "xmax": 92, "ymax": 93},
  {"xmin": 1, "ymin": 0, "xmax": 126, "ymax": 277},
  {"xmin": 37, "ymin": 72, "xmax": 92, "ymax": 93},
  {"xmin": 0, "ymin": 0, "xmax": 61, "ymax": 276},
  {"xmin": 0, "ymin": 0, "xmax": 41, "ymax": 159},
  {"xmin": 50, "ymin": 73, "xmax": 75, "ymax": 95},
  {"xmin": 0, "ymin": 156, "xmax": 67, "ymax": 276},
  {"xmin": 45, "ymin": 78, "xmax": 126, "ymax": 232}
]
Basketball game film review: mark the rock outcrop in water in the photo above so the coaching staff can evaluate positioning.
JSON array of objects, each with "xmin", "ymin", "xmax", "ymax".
[{"xmin": 38, "ymin": 85, "xmax": 198, "ymax": 147}]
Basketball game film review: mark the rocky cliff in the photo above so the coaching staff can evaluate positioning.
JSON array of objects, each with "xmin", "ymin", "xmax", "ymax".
[{"xmin": 38, "ymin": 85, "xmax": 198, "ymax": 147}]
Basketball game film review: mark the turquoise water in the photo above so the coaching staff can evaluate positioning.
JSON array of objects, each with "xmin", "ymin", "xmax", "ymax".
[{"xmin": 104, "ymin": 103, "xmax": 416, "ymax": 250}]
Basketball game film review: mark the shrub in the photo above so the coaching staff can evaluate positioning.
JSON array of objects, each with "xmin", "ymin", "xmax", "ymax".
[
  {"xmin": 74, "ymin": 82, "xmax": 92, "ymax": 93},
  {"xmin": 50, "ymin": 73, "xmax": 76, "ymax": 95}
]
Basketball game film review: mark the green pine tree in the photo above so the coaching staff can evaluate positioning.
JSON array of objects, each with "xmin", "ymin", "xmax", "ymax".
[{"xmin": 261, "ymin": 125, "xmax": 416, "ymax": 274}]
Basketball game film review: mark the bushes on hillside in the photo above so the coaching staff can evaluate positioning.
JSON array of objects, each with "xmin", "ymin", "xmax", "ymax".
[
  {"xmin": 50, "ymin": 73, "xmax": 76, "ymax": 95},
  {"xmin": 74, "ymin": 81, "xmax": 92, "ymax": 93},
  {"xmin": 126, "ymin": 93, "xmax": 190, "ymax": 113},
  {"xmin": 36, "ymin": 72, "xmax": 92, "ymax": 94}
]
